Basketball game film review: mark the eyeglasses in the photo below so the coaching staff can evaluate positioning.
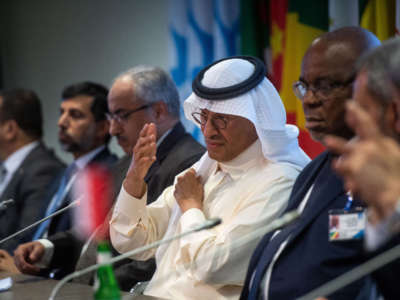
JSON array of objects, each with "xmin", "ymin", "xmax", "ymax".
[
  {"xmin": 293, "ymin": 77, "xmax": 354, "ymax": 101},
  {"xmin": 191, "ymin": 112, "xmax": 232, "ymax": 130},
  {"xmin": 106, "ymin": 104, "xmax": 151, "ymax": 123}
]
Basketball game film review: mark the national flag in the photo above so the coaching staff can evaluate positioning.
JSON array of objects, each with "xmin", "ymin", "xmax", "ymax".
[
  {"xmin": 73, "ymin": 164, "xmax": 113, "ymax": 241},
  {"xmin": 169, "ymin": 0, "xmax": 240, "ymax": 142},
  {"xmin": 360, "ymin": 0, "xmax": 396, "ymax": 41},
  {"xmin": 269, "ymin": 0, "xmax": 329, "ymax": 158}
]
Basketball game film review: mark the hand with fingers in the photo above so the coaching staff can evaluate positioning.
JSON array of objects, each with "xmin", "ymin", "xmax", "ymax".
[
  {"xmin": 174, "ymin": 168, "xmax": 204, "ymax": 213},
  {"xmin": 13, "ymin": 241, "xmax": 45, "ymax": 275},
  {"xmin": 123, "ymin": 123, "xmax": 157, "ymax": 198},
  {"xmin": 325, "ymin": 101, "xmax": 400, "ymax": 222},
  {"xmin": 0, "ymin": 249, "xmax": 20, "ymax": 273}
]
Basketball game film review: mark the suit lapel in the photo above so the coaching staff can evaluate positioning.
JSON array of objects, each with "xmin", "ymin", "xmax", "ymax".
[
  {"xmin": 284, "ymin": 152, "xmax": 329, "ymax": 212},
  {"xmin": 290, "ymin": 153, "xmax": 344, "ymax": 241},
  {"xmin": 0, "ymin": 145, "xmax": 45, "ymax": 201},
  {"xmin": 144, "ymin": 122, "xmax": 186, "ymax": 183},
  {"xmin": 0, "ymin": 168, "xmax": 24, "ymax": 202},
  {"xmin": 155, "ymin": 122, "xmax": 186, "ymax": 162}
]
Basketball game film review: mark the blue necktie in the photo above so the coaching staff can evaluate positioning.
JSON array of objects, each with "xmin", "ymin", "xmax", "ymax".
[{"xmin": 32, "ymin": 163, "xmax": 77, "ymax": 240}]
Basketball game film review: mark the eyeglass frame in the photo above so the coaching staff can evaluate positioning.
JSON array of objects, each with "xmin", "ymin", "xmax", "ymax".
[
  {"xmin": 106, "ymin": 104, "xmax": 151, "ymax": 123},
  {"xmin": 191, "ymin": 111, "xmax": 233, "ymax": 130},
  {"xmin": 292, "ymin": 76, "xmax": 354, "ymax": 101}
]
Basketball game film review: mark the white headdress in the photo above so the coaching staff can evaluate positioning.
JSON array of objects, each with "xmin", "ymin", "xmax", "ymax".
[{"xmin": 184, "ymin": 56, "xmax": 310, "ymax": 169}]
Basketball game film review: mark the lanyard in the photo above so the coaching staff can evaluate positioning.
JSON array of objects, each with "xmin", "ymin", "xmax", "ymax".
[{"xmin": 344, "ymin": 191, "xmax": 353, "ymax": 211}]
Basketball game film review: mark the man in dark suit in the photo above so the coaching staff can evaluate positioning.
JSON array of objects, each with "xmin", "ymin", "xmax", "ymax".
[
  {"xmin": 0, "ymin": 89, "xmax": 64, "ymax": 253},
  {"xmin": 240, "ymin": 27, "xmax": 381, "ymax": 300},
  {"xmin": 37, "ymin": 81, "xmax": 118, "ymax": 238},
  {"xmin": 14, "ymin": 67, "xmax": 205, "ymax": 290},
  {"xmin": 3, "ymin": 82, "xmax": 117, "ymax": 273}
]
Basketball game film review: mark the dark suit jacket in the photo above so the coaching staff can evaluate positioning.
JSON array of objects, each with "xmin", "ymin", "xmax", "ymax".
[
  {"xmin": 46, "ymin": 147, "xmax": 117, "ymax": 237},
  {"xmin": 0, "ymin": 142, "xmax": 64, "ymax": 253},
  {"xmin": 48, "ymin": 122, "xmax": 205, "ymax": 291},
  {"xmin": 241, "ymin": 151, "xmax": 367, "ymax": 300},
  {"xmin": 367, "ymin": 233, "xmax": 400, "ymax": 300}
]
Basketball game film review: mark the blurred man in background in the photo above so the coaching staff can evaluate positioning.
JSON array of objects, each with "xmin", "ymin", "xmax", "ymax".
[{"xmin": 0, "ymin": 88, "xmax": 64, "ymax": 253}]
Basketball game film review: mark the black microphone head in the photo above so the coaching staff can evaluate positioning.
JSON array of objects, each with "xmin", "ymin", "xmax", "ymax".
[
  {"xmin": 0, "ymin": 199, "xmax": 14, "ymax": 211},
  {"xmin": 196, "ymin": 218, "xmax": 222, "ymax": 231}
]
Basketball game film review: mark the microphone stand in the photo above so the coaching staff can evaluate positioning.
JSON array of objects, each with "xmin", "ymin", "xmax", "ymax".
[
  {"xmin": 297, "ymin": 243, "xmax": 400, "ymax": 300},
  {"xmin": 48, "ymin": 217, "xmax": 222, "ymax": 300},
  {"xmin": 0, "ymin": 200, "xmax": 80, "ymax": 246}
]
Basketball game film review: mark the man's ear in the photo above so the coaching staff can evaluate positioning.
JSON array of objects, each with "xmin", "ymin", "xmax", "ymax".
[
  {"xmin": 151, "ymin": 101, "xmax": 169, "ymax": 121},
  {"xmin": 1, "ymin": 119, "xmax": 19, "ymax": 141},
  {"xmin": 96, "ymin": 119, "xmax": 110, "ymax": 142}
]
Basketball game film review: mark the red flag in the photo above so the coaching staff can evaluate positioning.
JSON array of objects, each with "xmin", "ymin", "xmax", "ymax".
[{"xmin": 73, "ymin": 164, "xmax": 113, "ymax": 240}]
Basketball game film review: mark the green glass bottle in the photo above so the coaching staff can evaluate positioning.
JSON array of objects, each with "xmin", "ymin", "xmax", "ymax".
[{"xmin": 93, "ymin": 241, "xmax": 121, "ymax": 300}]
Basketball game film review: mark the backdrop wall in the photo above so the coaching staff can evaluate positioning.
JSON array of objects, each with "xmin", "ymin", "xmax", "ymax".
[{"xmin": 1, "ymin": 0, "xmax": 169, "ymax": 162}]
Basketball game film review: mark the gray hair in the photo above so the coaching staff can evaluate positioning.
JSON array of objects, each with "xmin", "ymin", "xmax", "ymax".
[
  {"xmin": 116, "ymin": 66, "xmax": 180, "ymax": 117},
  {"xmin": 356, "ymin": 37, "xmax": 400, "ymax": 107}
]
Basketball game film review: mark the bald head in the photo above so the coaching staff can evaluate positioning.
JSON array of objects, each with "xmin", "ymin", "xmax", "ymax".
[
  {"xmin": 313, "ymin": 26, "xmax": 380, "ymax": 56},
  {"xmin": 305, "ymin": 27, "xmax": 381, "ymax": 79},
  {"xmin": 298, "ymin": 27, "xmax": 380, "ymax": 143}
]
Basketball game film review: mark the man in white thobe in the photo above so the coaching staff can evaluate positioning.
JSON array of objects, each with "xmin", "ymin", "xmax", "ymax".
[{"xmin": 110, "ymin": 56, "xmax": 310, "ymax": 300}]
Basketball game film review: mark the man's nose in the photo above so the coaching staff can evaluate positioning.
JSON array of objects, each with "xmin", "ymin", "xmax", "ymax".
[
  {"xmin": 58, "ymin": 113, "xmax": 68, "ymax": 128},
  {"xmin": 109, "ymin": 118, "xmax": 121, "ymax": 136},
  {"xmin": 202, "ymin": 118, "xmax": 218, "ymax": 138},
  {"xmin": 302, "ymin": 89, "xmax": 322, "ymax": 107}
]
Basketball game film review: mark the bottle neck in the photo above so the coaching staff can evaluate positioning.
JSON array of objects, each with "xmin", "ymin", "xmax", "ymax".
[{"xmin": 97, "ymin": 240, "xmax": 112, "ymax": 264}]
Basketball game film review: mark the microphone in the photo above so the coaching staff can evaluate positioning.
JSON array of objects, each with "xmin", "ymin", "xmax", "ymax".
[
  {"xmin": 0, "ymin": 199, "xmax": 14, "ymax": 211},
  {"xmin": 49, "ymin": 210, "xmax": 300, "ymax": 299},
  {"xmin": 195, "ymin": 217, "xmax": 221, "ymax": 231},
  {"xmin": 0, "ymin": 199, "xmax": 80, "ymax": 246},
  {"xmin": 297, "ymin": 243, "xmax": 400, "ymax": 300},
  {"xmin": 48, "ymin": 217, "xmax": 223, "ymax": 300}
]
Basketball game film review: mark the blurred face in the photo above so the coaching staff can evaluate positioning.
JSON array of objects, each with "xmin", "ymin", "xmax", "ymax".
[
  {"xmin": 58, "ymin": 96, "xmax": 99, "ymax": 158},
  {"xmin": 299, "ymin": 42, "xmax": 354, "ymax": 144},
  {"xmin": 199, "ymin": 109, "xmax": 258, "ymax": 162},
  {"xmin": 353, "ymin": 70, "xmax": 397, "ymax": 139},
  {"xmin": 108, "ymin": 78, "xmax": 155, "ymax": 155}
]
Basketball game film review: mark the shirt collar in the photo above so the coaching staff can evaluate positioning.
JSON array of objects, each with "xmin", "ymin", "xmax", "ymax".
[
  {"xmin": 217, "ymin": 139, "xmax": 265, "ymax": 181},
  {"xmin": 157, "ymin": 128, "xmax": 172, "ymax": 147},
  {"xmin": 3, "ymin": 141, "xmax": 40, "ymax": 174},
  {"xmin": 74, "ymin": 145, "xmax": 106, "ymax": 170}
]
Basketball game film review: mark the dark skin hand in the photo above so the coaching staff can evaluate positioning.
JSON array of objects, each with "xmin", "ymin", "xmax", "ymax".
[
  {"xmin": 0, "ymin": 249, "xmax": 20, "ymax": 273},
  {"xmin": 13, "ymin": 241, "xmax": 44, "ymax": 275}
]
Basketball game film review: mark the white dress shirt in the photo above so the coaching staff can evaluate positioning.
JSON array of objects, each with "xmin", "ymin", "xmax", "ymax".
[
  {"xmin": 110, "ymin": 140, "xmax": 302, "ymax": 300},
  {"xmin": 0, "ymin": 141, "xmax": 39, "ymax": 197}
]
